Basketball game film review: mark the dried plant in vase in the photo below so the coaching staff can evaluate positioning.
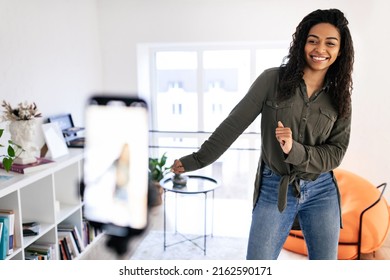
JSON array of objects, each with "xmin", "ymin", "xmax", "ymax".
[{"xmin": 2, "ymin": 100, "xmax": 42, "ymax": 121}]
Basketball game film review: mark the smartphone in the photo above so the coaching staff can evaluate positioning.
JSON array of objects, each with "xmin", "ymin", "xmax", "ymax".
[{"xmin": 82, "ymin": 95, "xmax": 149, "ymax": 236}]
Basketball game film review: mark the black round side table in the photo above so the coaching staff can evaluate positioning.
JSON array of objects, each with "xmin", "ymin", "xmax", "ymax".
[{"xmin": 160, "ymin": 175, "xmax": 219, "ymax": 255}]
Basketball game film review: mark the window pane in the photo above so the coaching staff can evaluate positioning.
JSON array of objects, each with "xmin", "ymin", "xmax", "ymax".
[
  {"xmin": 155, "ymin": 51, "xmax": 198, "ymax": 132},
  {"xmin": 203, "ymin": 50, "xmax": 250, "ymax": 131},
  {"xmin": 255, "ymin": 48, "xmax": 287, "ymax": 76},
  {"xmin": 156, "ymin": 51, "xmax": 197, "ymax": 70}
]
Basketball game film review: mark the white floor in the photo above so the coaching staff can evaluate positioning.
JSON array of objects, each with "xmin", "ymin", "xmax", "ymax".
[{"xmin": 143, "ymin": 194, "xmax": 307, "ymax": 260}]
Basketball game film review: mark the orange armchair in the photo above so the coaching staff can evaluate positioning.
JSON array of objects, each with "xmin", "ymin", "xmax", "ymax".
[{"xmin": 283, "ymin": 169, "xmax": 390, "ymax": 260}]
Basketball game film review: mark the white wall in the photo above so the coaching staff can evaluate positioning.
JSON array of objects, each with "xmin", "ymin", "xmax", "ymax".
[
  {"xmin": 97, "ymin": 0, "xmax": 390, "ymax": 199},
  {"xmin": 0, "ymin": 0, "xmax": 103, "ymax": 126}
]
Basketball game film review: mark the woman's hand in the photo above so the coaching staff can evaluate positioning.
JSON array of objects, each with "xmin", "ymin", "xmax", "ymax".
[
  {"xmin": 275, "ymin": 121, "xmax": 293, "ymax": 154},
  {"xmin": 171, "ymin": 159, "xmax": 185, "ymax": 174}
]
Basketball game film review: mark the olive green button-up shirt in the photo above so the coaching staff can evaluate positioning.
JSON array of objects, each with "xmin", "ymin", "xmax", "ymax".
[{"xmin": 180, "ymin": 67, "xmax": 351, "ymax": 217}]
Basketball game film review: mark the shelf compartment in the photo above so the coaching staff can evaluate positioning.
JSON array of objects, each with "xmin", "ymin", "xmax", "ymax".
[{"xmin": 20, "ymin": 175, "xmax": 55, "ymax": 224}]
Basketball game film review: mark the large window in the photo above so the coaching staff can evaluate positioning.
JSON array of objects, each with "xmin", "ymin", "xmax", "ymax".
[{"xmin": 145, "ymin": 43, "xmax": 288, "ymax": 200}]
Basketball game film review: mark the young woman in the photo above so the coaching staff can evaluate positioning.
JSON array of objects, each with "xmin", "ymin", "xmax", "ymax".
[{"xmin": 171, "ymin": 8, "xmax": 354, "ymax": 260}]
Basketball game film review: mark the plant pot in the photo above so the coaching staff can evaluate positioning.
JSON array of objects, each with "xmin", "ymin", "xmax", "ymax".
[{"xmin": 149, "ymin": 181, "xmax": 163, "ymax": 207}]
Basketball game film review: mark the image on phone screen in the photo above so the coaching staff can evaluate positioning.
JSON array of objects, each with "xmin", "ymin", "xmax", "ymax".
[{"xmin": 82, "ymin": 96, "xmax": 148, "ymax": 232}]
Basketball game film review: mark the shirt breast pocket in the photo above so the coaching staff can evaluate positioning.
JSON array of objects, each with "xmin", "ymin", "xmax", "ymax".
[
  {"xmin": 313, "ymin": 108, "xmax": 337, "ymax": 137},
  {"xmin": 264, "ymin": 100, "xmax": 293, "ymax": 124}
]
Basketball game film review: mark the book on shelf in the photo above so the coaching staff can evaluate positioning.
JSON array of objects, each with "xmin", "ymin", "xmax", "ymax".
[
  {"xmin": 0, "ymin": 216, "xmax": 9, "ymax": 260},
  {"xmin": 58, "ymin": 239, "xmax": 66, "ymax": 260},
  {"xmin": 0, "ymin": 157, "xmax": 55, "ymax": 174},
  {"xmin": 0, "ymin": 223, "xmax": 3, "ymax": 251},
  {"xmin": 58, "ymin": 237, "xmax": 72, "ymax": 260},
  {"xmin": 0, "ymin": 209, "xmax": 15, "ymax": 255}
]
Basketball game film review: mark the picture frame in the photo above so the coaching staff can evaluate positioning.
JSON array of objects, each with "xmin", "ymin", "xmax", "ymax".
[{"xmin": 41, "ymin": 122, "xmax": 69, "ymax": 159}]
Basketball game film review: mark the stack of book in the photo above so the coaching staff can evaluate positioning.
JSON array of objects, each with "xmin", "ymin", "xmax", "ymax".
[
  {"xmin": 25, "ymin": 242, "xmax": 56, "ymax": 260},
  {"xmin": 23, "ymin": 221, "xmax": 40, "ymax": 236}
]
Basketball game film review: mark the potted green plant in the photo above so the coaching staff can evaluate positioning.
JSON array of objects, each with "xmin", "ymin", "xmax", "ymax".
[
  {"xmin": 149, "ymin": 152, "xmax": 170, "ymax": 183},
  {"xmin": 0, "ymin": 129, "xmax": 22, "ymax": 172},
  {"xmin": 149, "ymin": 152, "xmax": 171, "ymax": 206}
]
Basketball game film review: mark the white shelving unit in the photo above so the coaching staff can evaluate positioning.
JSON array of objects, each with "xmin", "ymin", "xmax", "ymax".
[{"xmin": 0, "ymin": 148, "xmax": 96, "ymax": 260}]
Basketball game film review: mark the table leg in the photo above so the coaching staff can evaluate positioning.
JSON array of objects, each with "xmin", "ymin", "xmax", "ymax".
[
  {"xmin": 211, "ymin": 190, "xmax": 215, "ymax": 238},
  {"xmin": 163, "ymin": 189, "xmax": 166, "ymax": 251},
  {"xmin": 175, "ymin": 192, "xmax": 178, "ymax": 234},
  {"xmin": 204, "ymin": 192, "xmax": 207, "ymax": 255}
]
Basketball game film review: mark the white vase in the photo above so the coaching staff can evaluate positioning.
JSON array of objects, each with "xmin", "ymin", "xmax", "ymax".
[{"xmin": 8, "ymin": 120, "xmax": 39, "ymax": 164}]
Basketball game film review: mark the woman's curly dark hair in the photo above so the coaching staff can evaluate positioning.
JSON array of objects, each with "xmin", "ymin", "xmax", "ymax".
[{"xmin": 278, "ymin": 9, "xmax": 354, "ymax": 118}]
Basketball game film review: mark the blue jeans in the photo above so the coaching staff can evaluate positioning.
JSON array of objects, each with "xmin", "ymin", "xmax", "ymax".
[{"xmin": 246, "ymin": 165, "xmax": 340, "ymax": 260}]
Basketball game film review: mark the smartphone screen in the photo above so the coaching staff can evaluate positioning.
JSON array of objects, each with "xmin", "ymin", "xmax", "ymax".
[{"xmin": 82, "ymin": 96, "xmax": 148, "ymax": 233}]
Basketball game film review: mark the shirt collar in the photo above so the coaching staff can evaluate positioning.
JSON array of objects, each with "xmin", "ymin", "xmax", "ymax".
[
  {"xmin": 299, "ymin": 78, "xmax": 331, "ymax": 100},
  {"xmin": 300, "ymin": 78, "xmax": 330, "ymax": 92}
]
